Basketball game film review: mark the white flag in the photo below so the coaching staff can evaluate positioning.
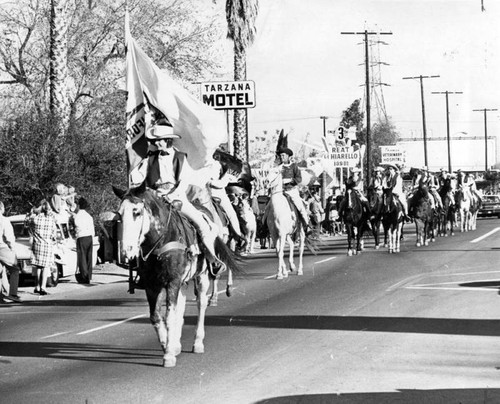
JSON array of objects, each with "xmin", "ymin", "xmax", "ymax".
[{"xmin": 125, "ymin": 12, "xmax": 226, "ymax": 173}]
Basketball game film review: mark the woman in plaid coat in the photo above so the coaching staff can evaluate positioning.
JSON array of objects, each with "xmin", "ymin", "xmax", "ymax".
[{"xmin": 27, "ymin": 200, "xmax": 57, "ymax": 295}]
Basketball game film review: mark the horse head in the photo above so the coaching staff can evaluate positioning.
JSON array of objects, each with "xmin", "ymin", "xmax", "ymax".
[
  {"xmin": 266, "ymin": 166, "xmax": 283, "ymax": 194},
  {"xmin": 113, "ymin": 183, "xmax": 169, "ymax": 261}
]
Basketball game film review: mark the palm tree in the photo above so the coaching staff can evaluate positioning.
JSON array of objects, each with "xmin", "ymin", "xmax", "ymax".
[
  {"xmin": 49, "ymin": 0, "xmax": 70, "ymax": 135},
  {"xmin": 226, "ymin": 0, "xmax": 258, "ymax": 162}
]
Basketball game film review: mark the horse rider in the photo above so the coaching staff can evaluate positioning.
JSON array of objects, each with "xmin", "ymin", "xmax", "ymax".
[
  {"xmin": 129, "ymin": 124, "xmax": 226, "ymax": 272},
  {"xmin": 369, "ymin": 166, "xmax": 384, "ymax": 196},
  {"xmin": 382, "ymin": 164, "xmax": 410, "ymax": 222},
  {"xmin": 464, "ymin": 172, "xmax": 482, "ymax": 203},
  {"xmin": 338, "ymin": 167, "xmax": 370, "ymax": 218},
  {"xmin": 427, "ymin": 168, "xmax": 443, "ymax": 211},
  {"xmin": 438, "ymin": 168, "xmax": 455, "ymax": 207},
  {"xmin": 410, "ymin": 166, "xmax": 440, "ymax": 211},
  {"xmin": 206, "ymin": 159, "xmax": 244, "ymax": 241},
  {"xmin": 274, "ymin": 146, "xmax": 311, "ymax": 229}
]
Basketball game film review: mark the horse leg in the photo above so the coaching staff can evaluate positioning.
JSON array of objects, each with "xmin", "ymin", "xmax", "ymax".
[
  {"xmin": 287, "ymin": 234, "xmax": 295, "ymax": 275},
  {"xmin": 148, "ymin": 287, "xmax": 168, "ymax": 359},
  {"xmin": 226, "ymin": 269, "xmax": 233, "ymax": 297},
  {"xmin": 193, "ymin": 266, "xmax": 209, "ymax": 354},
  {"xmin": 275, "ymin": 237, "xmax": 286, "ymax": 279},
  {"xmin": 209, "ymin": 273, "xmax": 219, "ymax": 307},
  {"xmin": 297, "ymin": 230, "xmax": 305, "ymax": 276},
  {"xmin": 163, "ymin": 286, "xmax": 182, "ymax": 367}
]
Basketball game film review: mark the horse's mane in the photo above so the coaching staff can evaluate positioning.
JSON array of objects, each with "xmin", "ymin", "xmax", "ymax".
[{"xmin": 127, "ymin": 187, "xmax": 187, "ymax": 237}]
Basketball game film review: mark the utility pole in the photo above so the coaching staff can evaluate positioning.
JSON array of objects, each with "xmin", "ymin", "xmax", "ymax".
[
  {"xmin": 431, "ymin": 91, "xmax": 463, "ymax": 173},
  {"xmin": 402, "ymin": 75, "xmax": 440, "ymax": 167},
  {"xmin": 473, "ymin": 108, "xmax": 498, "ymax": 171},
  {"xmin": 341, "ymin": 29, "xmax": 392, "ymax": 184},
  {"xmin": 320, "ymin": 116, "xmax": 328, "ymax": 208}
]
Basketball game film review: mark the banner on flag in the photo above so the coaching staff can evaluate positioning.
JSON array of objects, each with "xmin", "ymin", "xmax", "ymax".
[{"xmin": 125, "ymin": 13, "xmax": 226, "ymax": 177}]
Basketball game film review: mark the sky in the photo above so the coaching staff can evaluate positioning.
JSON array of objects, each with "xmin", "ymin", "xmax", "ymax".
[{"xmin": 243, "ymin": 0, "xmax": 500, "ymax": 168}]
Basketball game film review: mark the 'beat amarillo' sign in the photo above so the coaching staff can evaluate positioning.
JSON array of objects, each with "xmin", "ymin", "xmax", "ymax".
[
  {"xmin": 329, "ymin": 146, "xmax": 360, "ymax": 167},
  {"xmin": 201, "ymin": 80, "xmax": 256, "ymax": 110}
]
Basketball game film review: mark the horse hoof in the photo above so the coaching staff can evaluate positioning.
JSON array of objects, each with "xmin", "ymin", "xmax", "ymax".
[
  {"xmin": 375, "ymin": 245, "xmax": 380, "ymax": 250},
  {"xmin": 297, "ymin": 269, "xmax": 303, "ymax": 276},
  {"xmin": 416, "ymin": 243, "xmax": 421, "ymax": 247},
  {"xmin": 277, "ymin": 274, "xmax": 283, "ymax": 280},
  {"xmin": 431, "ymin": 238, "xmax": 436, "ymax": 242},
  {"xmin": 425, "ymin": 241, "xmax": 429, "ymax": 246},
  {"xmin": 226, "ymin": 286, "xmax": 232, "ymax": 298},
  {"xmin": 347, "ymin": 250, "xmax": 353, "ymax": 256},
  {"xmin": 163, "ymin": 356, "xmax": 176, "ymax": 368},
  {"xmin": 451, "ymin": 232, "xmax": 455, "ymax": 236},
  {"xmin": 193, "ymin": 344, "xmax": 205, "ymax": 354},
  {"xmin": 209, "ymin": 299, "xmax": 218, "ymax": 307}
]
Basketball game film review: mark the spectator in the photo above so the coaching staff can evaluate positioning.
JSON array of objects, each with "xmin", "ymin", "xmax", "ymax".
[
  {"xmin": 309, "ymin": 191, "xmax": 324, "ymax": 234},
  {"xmin": 27, "ymin": 199, "xmax": 57, "ymax": 295},
  {"xmin": 0, "ymin": 201, "xmax": 21, "ymax": 303},
  {"xmin": 70, "ymin": 198, "xmax": 95, "ymax": 284}
]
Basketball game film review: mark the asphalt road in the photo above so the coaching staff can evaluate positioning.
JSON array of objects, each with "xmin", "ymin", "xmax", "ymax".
[{"xmin": 1, "ymin": 217, "xmax": 500, "ymax": 404}]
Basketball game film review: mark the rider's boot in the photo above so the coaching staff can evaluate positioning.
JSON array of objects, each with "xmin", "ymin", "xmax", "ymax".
[{"xmin": 197, "ymin": 218, "xmax": 226, "ymax": 275}]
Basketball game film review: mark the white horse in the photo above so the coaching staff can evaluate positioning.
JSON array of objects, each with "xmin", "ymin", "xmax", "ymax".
[
  {"xmin": 456, "ymin": 187, "xmax": 471, "ymax": 232},
  {"xmin": 264, "ymin": 167, "xmax": 306, "ymax": 279}
]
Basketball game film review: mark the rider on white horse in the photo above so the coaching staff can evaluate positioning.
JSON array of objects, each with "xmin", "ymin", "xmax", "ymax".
[
  {"xmin": 273, "ymin": 147, "xmax": 311, "ymax": 230},
  {"xmin": 129, "ymin": 124, "xmax": 226, "ymax": 272},
  {"xmin": 382, "ymin": 164, "xmax": 410, "ymax": 222}
]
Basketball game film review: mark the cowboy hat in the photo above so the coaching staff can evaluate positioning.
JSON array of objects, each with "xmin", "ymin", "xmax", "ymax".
[
  {"xmin": 374, "ymin": 166, "xmax": 384, "ymax": 172},
  {"xmin": 351, "ymin": 167, "xmax": 362, "ymax": 173},
  {"xmin": 385, "ymin": 163, "xmax": 398, "ymax": 170},
  {"xmin": 277, "ymin": 147, "xmax": 293, "ymax": 156},
  {"xmin": 421, "ymin": 166, "xmax": 429, "ymax": 171},
  {"xmin": 146, "ymin": 125, "xmax": 180, "ymax": 140}
]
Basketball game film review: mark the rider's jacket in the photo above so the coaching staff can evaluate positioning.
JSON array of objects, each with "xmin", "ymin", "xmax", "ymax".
[
  {"xmin": 346, "ymin": 176, "xmax": 363, "ymax": 192},
  {"xmin": 383, "ymin": 172, "xmax": 403, "ymax": 196},
  {"xmin": 370, "ymin": 175, "xmax": 384, "ymax": 193},
  {"xmin": 281, "ymin": 162, "xmax": 302, "ymax": 191},
  {"xmin": 146, "ymin": 149, "xmax": 187, "ymax": 192}
]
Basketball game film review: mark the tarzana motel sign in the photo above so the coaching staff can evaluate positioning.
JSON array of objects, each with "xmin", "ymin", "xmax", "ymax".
[{"xmin": 201, "ymin": 80, "xmax": 256, "ymax": 110}]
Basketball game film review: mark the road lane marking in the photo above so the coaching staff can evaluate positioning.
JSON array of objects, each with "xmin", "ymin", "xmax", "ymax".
[
  {"xmin": 406, "ymin": 286, "xmax": 497, "ymax": 292},
  {"xmin": 471, "ymin": 227, "xmax": 500, "ymax": 243},
  {"xmin": 315, "ymin": 257, "xmax": 336, "ymax": 264},
  {"xmin": 77, "ymin": 314, "xmax": 147, "ymax": 335},
  {"xmin": 40, "ymin": 332, "xmax": 70, "ymax": 339}
]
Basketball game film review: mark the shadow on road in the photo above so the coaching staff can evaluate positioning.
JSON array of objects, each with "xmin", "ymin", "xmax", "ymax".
[
  {"xmin": 253, "ymin": 388, "xmax": 500, "ymax": 404},
  {"xmin": 183, "ymin": 314, "xmax": 500, "ymax": 337}
]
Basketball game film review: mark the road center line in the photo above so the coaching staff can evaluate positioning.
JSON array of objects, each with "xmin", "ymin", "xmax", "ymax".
[
  {"xmin": 77, "ymin": 314, "xmax": 147, "ymax": 335},
  {"xmin": 315, "ymin": 257, "xmax": 336, "ymax": 264},
  {"xmin": 470, "ymin": 227, "xmax": 500, "ymax": 243},
  {"xmin": 40, "ymin": 331, "xmax": 70, "ymax": 339}
]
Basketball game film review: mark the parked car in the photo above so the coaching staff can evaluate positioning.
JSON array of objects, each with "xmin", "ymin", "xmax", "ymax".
[
  {"xmin": 478, "ymin": 195, "xmax": 500, "ymax": 218},
  {"xmin": 8, "ymin": 214, "xmax": 99, "ymax": 286}
]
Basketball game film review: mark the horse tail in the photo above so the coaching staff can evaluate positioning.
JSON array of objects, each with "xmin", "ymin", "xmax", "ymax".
[
  {"xmin": 214, "ymin": 236, "xmax": 245, "ymax": 275},
  {"xmin": 305, "ymin": 231, "xmax": 321, "ymax": 255}
]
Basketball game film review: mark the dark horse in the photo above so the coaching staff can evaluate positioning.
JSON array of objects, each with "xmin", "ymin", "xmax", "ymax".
[
  {"xmin": 113, "ymin": 184, "xmax": 242, "ymax": 367},
  {"xmin": 367, "ymin": 187, "xmax": 383, "ymax": 249},
  {"xmin": 437, "ymin": 178, "xmax": 456, "ymax": 237},
  {"xmin": 381, "ymin": 188, "xmax": 404, "ymax": 253},
  {"xmin": 411, "ymin": 185, "xmax": 435, "ymax": 247},
  {"xmin": 342, "ymin": 190, "xmax": 370, "ymax": 256}
]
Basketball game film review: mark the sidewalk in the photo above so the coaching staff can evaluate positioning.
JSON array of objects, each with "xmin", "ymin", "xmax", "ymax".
[{"xmin": 4, "ymin": 262, "xmax": 130, "ymax": 303}]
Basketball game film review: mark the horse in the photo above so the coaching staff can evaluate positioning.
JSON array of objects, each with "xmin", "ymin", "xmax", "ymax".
[
  {"xmin": 367, "ymin": 187, "xmax": 383, "ymax": 249},
  {"xmin": 411, "ymin": 185, "xmax": 435, "ymax": 247},
  {"xmin": 381, "ymin": 188, "xmax": 404, "ymax": 253},
  {"xmin": 438, "ymin": 193, "xmax": 456, "ymax": 237},
  {"xmin": 113, "ymin": 184, "xmax": 241, "ymax": 367},
  {"xmin": 455, "ymin": 187, "xmax": 481, "ymax": 232},
  {"xmin": 265, "ymin": 167, "xmax": 311, "ymax": 279},
  {"xmin": 341, "ymin": 189, "xmax": 370, "ymax": 256},
  {"xmin": 437, "ymin": 179, "xmax": 456, "ymax": 237}
]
